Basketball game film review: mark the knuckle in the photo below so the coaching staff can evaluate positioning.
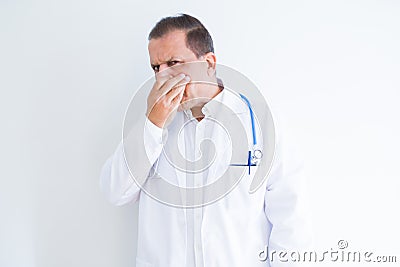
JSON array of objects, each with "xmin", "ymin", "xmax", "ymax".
[{"xmin": 161, "ymin": 100, "xmax": 169, "ymax": 108}]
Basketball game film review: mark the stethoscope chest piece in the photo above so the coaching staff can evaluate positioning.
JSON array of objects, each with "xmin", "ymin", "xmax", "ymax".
[{"xmin": 251, "ymin": 149, "xmax": 263, "ymax": 165}]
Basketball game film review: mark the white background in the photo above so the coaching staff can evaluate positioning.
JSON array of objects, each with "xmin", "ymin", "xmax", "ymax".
[{"xmin": 1, "ymin": 0, "xmax": 399, "ymax": 266}]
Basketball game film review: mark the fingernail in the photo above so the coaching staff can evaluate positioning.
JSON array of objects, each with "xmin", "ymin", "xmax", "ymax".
[
  {"xmin": 184, "ymin": 75, "xmax": 191, "ymax": 81},
  {"xmin": 179, "ymin": 73, "xmax": 185, "ymax": 78}
]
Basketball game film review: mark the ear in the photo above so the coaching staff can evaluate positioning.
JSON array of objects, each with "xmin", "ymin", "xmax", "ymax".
[{"xmin": 204, "ymin": 52, "xmax": 217, "ymax": 77}]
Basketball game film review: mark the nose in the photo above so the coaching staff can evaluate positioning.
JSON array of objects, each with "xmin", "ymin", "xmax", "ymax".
[
  {"xmin": 158, "ymin": 63, "xmax": 170, "ymax": 73},
  {"xmin": 158, "ymin": 64, "xmax": 181, "ymax": 77}
]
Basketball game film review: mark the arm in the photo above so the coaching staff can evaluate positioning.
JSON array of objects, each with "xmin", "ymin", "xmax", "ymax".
[
  {"xmin": 99, "ymin": 118, "xmax": 164, "ymax": 206},
  {"xmin": 99, "ymin": 72, "xmax": 189, "ymax": 206}
]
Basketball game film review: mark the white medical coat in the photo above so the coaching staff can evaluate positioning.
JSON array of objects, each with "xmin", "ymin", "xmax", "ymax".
[{"xmin": 100, "ymin": 89, "xmax": 312, "ymax": 267}]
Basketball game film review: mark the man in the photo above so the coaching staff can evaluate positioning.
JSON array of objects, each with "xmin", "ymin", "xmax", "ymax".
[{"xmin": 100, "ymin": 14, "xmax": 312, "ymax": 267}]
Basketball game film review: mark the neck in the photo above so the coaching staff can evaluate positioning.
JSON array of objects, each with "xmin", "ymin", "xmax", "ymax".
[{"xmin": 191, "ymin": 77, "xmax": 223, "ymax": 121}]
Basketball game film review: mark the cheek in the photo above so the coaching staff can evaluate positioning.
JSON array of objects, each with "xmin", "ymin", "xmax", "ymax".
[
  {"xmin": 184, "ymin": 62, "xmax": 209, "ymax": 81},
  {"xmin": 184, "ymin": 83, "xmax": 194, "ymax": 97}
]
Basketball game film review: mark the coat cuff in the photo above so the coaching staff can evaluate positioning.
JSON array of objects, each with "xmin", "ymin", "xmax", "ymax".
[{"xmin": 144, "ymin": 117, "xmax": 165, "ymax": 164}]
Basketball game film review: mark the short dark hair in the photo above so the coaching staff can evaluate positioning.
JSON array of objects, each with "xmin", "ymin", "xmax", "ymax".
[{"xmin": 148, "ymin": 13, "xmax": 214, "ymax": 58}]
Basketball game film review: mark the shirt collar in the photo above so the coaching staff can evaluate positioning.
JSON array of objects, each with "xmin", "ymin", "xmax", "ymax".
[{"xmin": 183, "ymin": 88, "xmax": 249, "ymax": 120}]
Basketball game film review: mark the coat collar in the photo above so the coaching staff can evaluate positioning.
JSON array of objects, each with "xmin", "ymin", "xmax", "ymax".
[{"xmin": 183, "ymin": 87, "xmax": 249, "ymax": 120}]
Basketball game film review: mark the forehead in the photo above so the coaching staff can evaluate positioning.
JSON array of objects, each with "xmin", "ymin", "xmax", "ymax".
[{"xmin": 148, "ymin": 30, "xmax": 196, "ymax": 64}]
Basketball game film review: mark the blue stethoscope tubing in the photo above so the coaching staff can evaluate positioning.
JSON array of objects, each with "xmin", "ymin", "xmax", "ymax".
[
  {"xmin": 229, "ymin": 93, "xmax": 263, "ymax": 174},
  {"xmin": 239, "ymin": 93, "xmax": 257, "ymax": 146}
]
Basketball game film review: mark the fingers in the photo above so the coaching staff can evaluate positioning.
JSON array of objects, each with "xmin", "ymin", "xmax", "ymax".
[
  {"xmin": 165, "ymin": 76, "xmax": 190, "ymax": 103},
  {"xmin": 154, "ymin": 71, "xmax": 178, "ymax": 89},
  {"xmin": 152, "ymin": 70, "xmax": 174, "ymax": 92},
  {"xmin": 158, "ymin": 73, "xmax": 187, "ymax": 96},
  {"xmin": 171, "ymin": 83, "xmax": 186, "ymax": 108},
  {"xmin": 149, "ymin": 73, "xmax": 190, "ymax": 114}
]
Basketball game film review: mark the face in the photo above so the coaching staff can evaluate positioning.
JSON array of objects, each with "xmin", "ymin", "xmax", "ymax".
[{"xmin": 148, "ymin": 30, "xmax": 216, "ymax": 110}]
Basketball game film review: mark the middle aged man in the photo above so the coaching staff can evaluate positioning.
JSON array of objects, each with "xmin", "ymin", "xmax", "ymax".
[{"xmin": 100, "ymin": 13, "xmax": 312, "ymax": 267}]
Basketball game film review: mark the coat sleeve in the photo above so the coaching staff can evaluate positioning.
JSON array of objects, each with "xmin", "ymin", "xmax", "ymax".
[
  {"xmin": 99, "ymin": 117, "xmax": 164, "ymax": 206},
  {"xmin": 263, "ymin": 124, "xmax": 314, "ymax": 266}
]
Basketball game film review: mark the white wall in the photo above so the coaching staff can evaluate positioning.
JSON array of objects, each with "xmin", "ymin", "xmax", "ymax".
[{"xmin": 1, "ymin": 0, "xmax": 399, "ymax": 266}]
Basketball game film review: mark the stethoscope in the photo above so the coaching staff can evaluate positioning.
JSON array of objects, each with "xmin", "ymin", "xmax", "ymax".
[{"xmin": 229, "ymin": 93, "xmax": 263, "ymax": 175}]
